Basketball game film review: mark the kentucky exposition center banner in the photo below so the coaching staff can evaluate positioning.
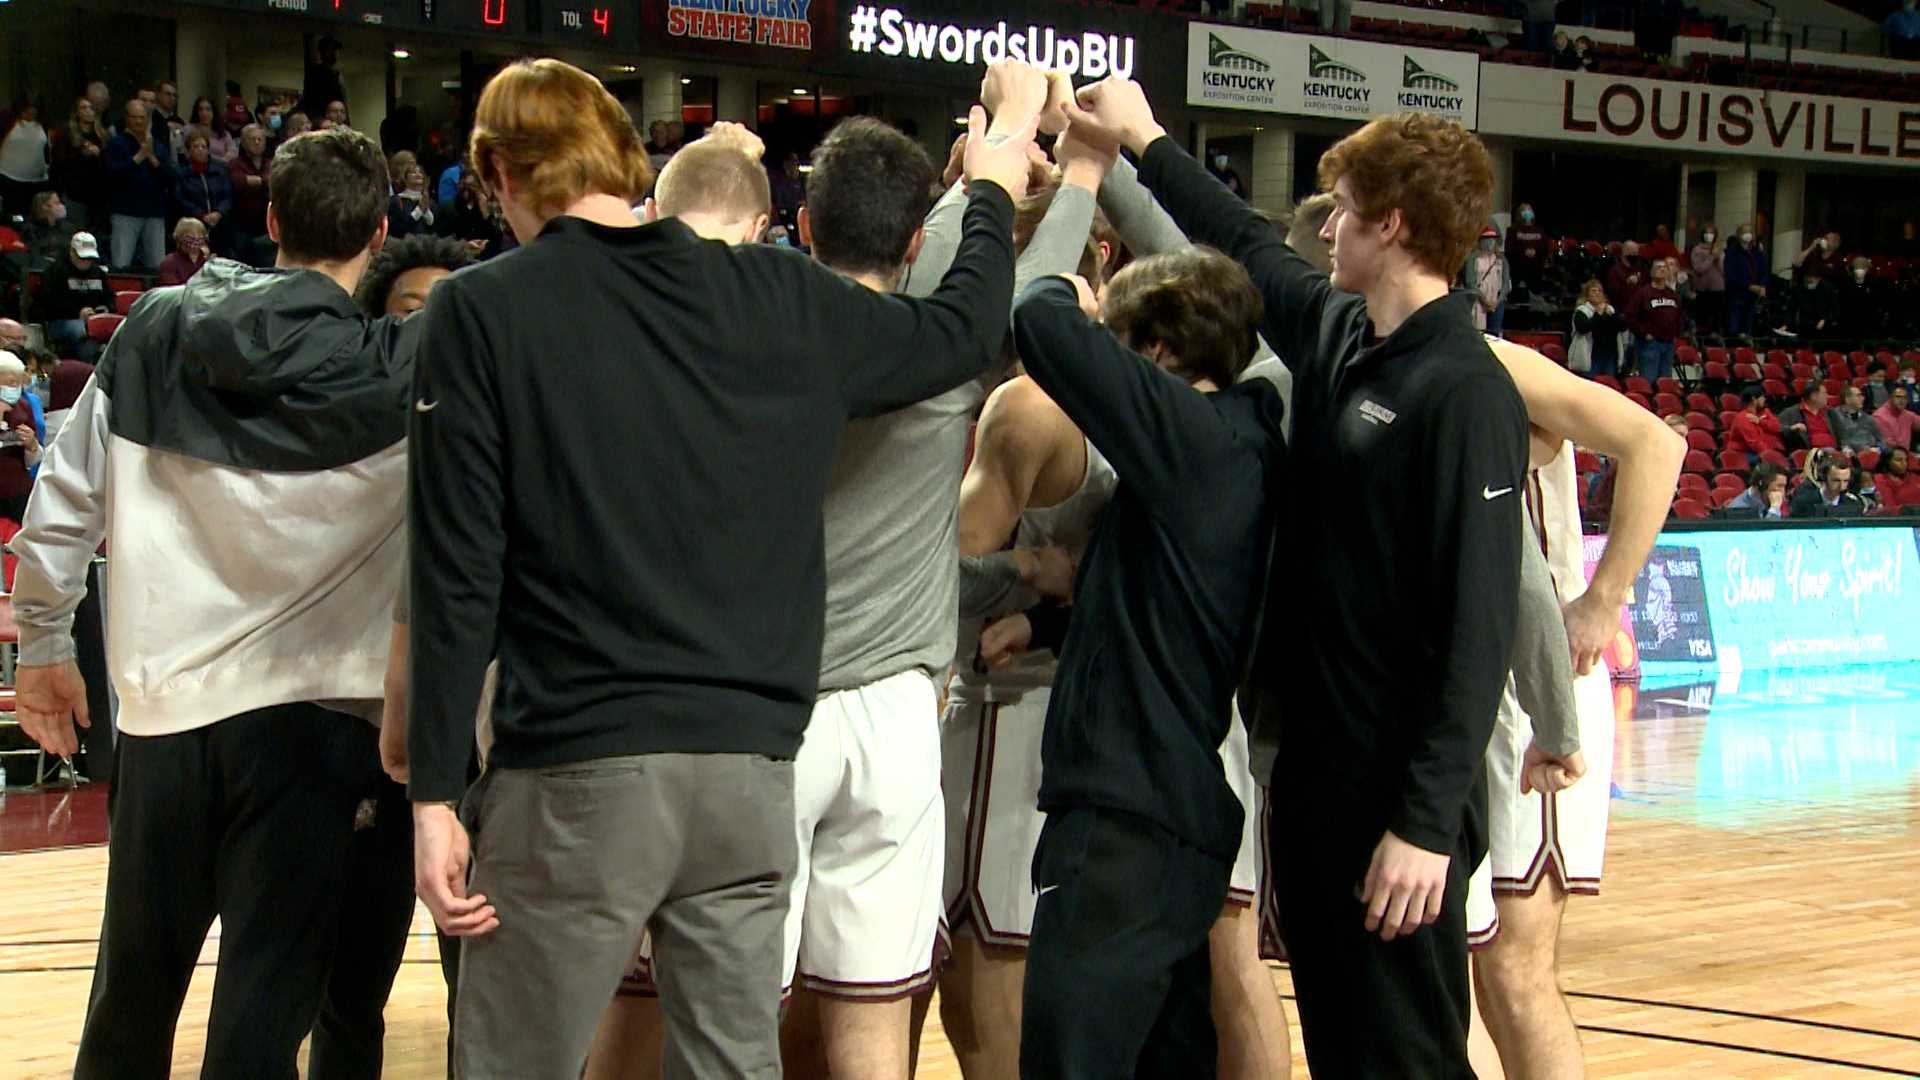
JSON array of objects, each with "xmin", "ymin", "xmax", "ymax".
[
  {"xmin": 1185, "ymin": 22, "xmax": 1480, "ymax": 127},
  {"xmin": 1583, "ymin": 524, "xmax": 1920, "ymax": 676}
]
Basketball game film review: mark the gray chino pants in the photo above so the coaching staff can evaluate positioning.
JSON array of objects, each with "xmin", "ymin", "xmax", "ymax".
[{"xmin": 453, "ymin": 752, "xmax": 795, "ymax": 1080}]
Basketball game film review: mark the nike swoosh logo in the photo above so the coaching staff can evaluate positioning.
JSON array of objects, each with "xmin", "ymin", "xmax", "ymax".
[
  {"xmin": 415, "ymin": 399, "xmax": 439, "ymax": 413},
  {"xmin": 1037, "ymin": 884, "xmax": 1060, "ymax": 898},
  {"xmin": 1483, "ymin": 485, "xmax": 1513, "ymax": 500}
]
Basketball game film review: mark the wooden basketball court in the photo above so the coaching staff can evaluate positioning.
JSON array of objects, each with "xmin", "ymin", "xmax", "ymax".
[{"xmin": 2, "ymin": 669, "xmax": 1917, "ymax": 1078}]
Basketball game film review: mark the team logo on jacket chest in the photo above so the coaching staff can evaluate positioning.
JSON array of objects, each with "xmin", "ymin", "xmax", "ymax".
[{"xmin": 1357, "ymin": 399, "xmax": 1398, "ymax": 426}]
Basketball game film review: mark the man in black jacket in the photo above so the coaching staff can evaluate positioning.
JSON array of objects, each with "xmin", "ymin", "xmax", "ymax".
[
  {"xmin": 1008, "ymin": 239, "xmax": 1283, "ymax": 1074},
  {"xmin": 1068, "ymin": 80, "xmax": 1527, "ymax": 1076},
  {"xmin": 1789, "ymin": 453, "xmax": 1867, "ymax": 517},
  {"xmin": 404, "ymin": 59, "xmax": 1040, "ymax": 1079}
]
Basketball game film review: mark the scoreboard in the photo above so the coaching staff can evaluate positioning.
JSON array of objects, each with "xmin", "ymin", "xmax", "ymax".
[{"xmin": 178, "ymin": 0, "xmax": 643, "ymax": 50}]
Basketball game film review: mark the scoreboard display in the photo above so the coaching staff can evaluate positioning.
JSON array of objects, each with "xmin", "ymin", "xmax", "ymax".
[{"xmin": 177, "ymin": 0, "xmax": 642, "ymax": 50}]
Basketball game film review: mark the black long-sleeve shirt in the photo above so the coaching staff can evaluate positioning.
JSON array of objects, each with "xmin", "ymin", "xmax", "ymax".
[
  {"xmin": 405, "ymin": 183, "xmax": 1018, "ymax": 801},
  {"xmin": 1135, "ymin": 136, "xmax": 1528, "ymax": 862},
  {"xmin": 1012, "ymin": 277, "xmax": 1285, "ymax": 863}
]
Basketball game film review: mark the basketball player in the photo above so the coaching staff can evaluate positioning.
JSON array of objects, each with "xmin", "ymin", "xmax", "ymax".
[
  {"xmin": 641, "ymin": 121, "xmax": 772, "ymax": 243},
  {"xmin": 330, "ymin": 233, "xmax": 472, "ymax": 1079},
  {"xmin": 933, "ymin": 124, "xmax": 1291, "ymax": 1080},
  {"xmin": 1066, "ymin": 82, "xmax": 1528, "ymax": 1075},
  {"xmin": 11, "ymin": 127, "xmax": 421, "ymax": 1079},
  {"xmin": 1467, "ymin": 337, "xmax": 1687, "ymax": 1079}
]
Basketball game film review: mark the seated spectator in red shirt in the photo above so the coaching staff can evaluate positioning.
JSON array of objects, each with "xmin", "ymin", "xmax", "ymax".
[
  {"xmin": 1873, "ymin": 386, "xmax": 1920, "ymax": 451},
  {"xmin": 157, "ymin": 217, "xmax": 212, "ymax": 286},
  {"xmin": 1779, "ymin": 383, "xmax": 1838, "ymax": 452},
  {"xmin": 1726, "ymin": 386, "xmax": 1784, "ymax": 461},
  {"xmin": 1875, "ymin": 448, "xmax": 1920, "ymax": 514},
  {"xmin": 1641, "ymin": 224, "xmax": 1680, "ymax": 264}
]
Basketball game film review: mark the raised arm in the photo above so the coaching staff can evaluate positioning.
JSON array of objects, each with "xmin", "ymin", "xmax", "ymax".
[
  {"xmin": 958, "ymin": 377, "xmax": 1061, "ymax": 556},
  {"xmin": 1066, "ymin": 78, "xmax": 1343, "ymax": 379},
  {"xmin": 1490, "ymin": 339, "xmax": 1685, "ymax": 673},
  {"xmin": 1012, "ymin": 276, "xmax": 1241, "ymax": 509},
  {"xmin": 1094, "ymin": 150, "xmax": 1187, "ymax": 259},
  {"xmin": 898, "ymin": 180, "xmax": 969, "ymax": 299}
]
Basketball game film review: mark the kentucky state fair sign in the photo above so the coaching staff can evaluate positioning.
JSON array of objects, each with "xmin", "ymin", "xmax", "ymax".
[{"xmin": 1186, "ymin": 22, "xmax": 1479, "ymax": 127}]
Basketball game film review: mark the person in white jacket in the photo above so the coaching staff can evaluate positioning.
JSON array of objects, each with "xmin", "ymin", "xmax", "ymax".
[
  {"xmin": 10, "ymin": 127, "xmax": 421, "ymax": 1080},
  {"xmin": 1568, "ymin": 279, "xmax": 1632, "ymax": 377}
]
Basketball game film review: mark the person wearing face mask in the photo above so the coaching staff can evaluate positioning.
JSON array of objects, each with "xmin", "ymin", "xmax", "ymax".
[
  {"xmin": 172, "ymin": 128, "xmax": 233, "ymax": 255},
  {"xmin": 0, "ymin": 350, "xmax": 46, "ymax": 523},
  {"xmin": 1507, "ymin": 203, "xmax": 1547, "ymax": 296},
  {"xmin": 1885, "ymin": 0, "xmax": 1920, "ymax": 61},
  {"xmin": 1793, "ymin": 229, "xmax": 1844, "ymax": 284},
  {"xmin": 1606, "ymin": 239, "xmax": 1647, "ymax": 312},
  {"xmin": 1836, "ymin": 256, "xmax": 1882, "ymax": 341},
  {"xmin": 158, "ymin": 217, "xmax": 213, "ymax": 286},
  {"xmin": 1723, "ymin": 223, "xmax": 1768, "ymax": 338},
  {"xmin": 1207, "ymin": 149, "xmax": 1245, "ymax": 198},
  {"xmin": 1688, "ymin": 222, "xmax": 1725, "ymax": 336},
  {"xmin": 1462, "ymin": 223, "xmax": 1511, "ymax": 335}
]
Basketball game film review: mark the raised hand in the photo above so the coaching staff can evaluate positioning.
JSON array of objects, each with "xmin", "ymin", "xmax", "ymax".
[
  {"xmin": 980, "ymin": 61, "xmax": 1051, "ymax": 135},
  {"xmin": 1066, "ymin": 77, "xmax": 1165, "ymax": 157},
  {"xmin": 962, "ymin": 104, "xmax": 1043, "ymax": 202}
]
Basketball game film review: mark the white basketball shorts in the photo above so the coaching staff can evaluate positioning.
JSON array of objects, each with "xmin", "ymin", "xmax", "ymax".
[
  {"xmin": 940, "ymin": 690, "xmax": 1261, "ymax": 951},
  {"xmin": 1468, "ymin": 667, "xmax": 1618, "ymax": 947}
]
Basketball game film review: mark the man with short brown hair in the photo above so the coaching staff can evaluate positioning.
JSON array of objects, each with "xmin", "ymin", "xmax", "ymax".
[{"xmin": 1069, "ymin": 84, "xmax": 1528, "ymax": 1077}]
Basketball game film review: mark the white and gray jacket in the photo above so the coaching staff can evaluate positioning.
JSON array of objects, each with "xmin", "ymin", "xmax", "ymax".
[{"xmin": 12, "ymin": 259, "xmax": 422, "ymax": 737}]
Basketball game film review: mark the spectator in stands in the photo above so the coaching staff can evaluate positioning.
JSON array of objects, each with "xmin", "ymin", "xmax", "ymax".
[
  {"xmin": 188, "ymin": 98, "xmax": 237, "ymax": 163},
  {"xmin": 1793, "ymin": 229, "xmax": 1844, "ymax": 283},
  {"xmin": 106, "ymin": 100, "xmax": 171, "ymax": 270},
  {"xmin": 0, "ymin": 320, "xmax": 24, "ymax": 358},
  {"xmin": 387, "ymin": 151, "xmax": 418, "ymax": 196},
  {"xmin": 1790, "ymin": 453, "xmax": 1865, "ymax": 517},
  {"xmin": 1607, "ymin": 240, "xmax": 1647, "ymax": 309},
  {"xmin": 1875, "ymin": 448, "xmax": 1919, "ymax": 512},
  {"xmin": 1777, "ymin": 264, "xmax": 1836, "ymax": 339},
  {"xmin": 173, "ymin": 128, "xmax": 233, "ymax": 255},
  {"xmin": 1208, "ymin": 150, "xmax": 1246, "ymax": 198},
  {"xmin": 1573, "ymin": 36, "xmax": 1598, "ymax": 69},
  {"xmin": 1664, "ymin": 256, "xmax": 1694, "ymax": 329},
  {"xmin": 434, "ymin": 171, "xmax": 503, "ymax": 259},
  {"xmin": 1779, "ymin": 383, "xmax": 1839, "ymax": 452},
  {"xmin": 1835, "ymin": 256, "xmax": 1882, "ymax": 341},
  {"xmin": 1865, "ymin": 362, "xmax": 1893, "ymax": 408},
  {"xmin": 1664, "ymin": 413, "xmax": 1690, "ymax": 439},
  {"xmin": 1550, "ymin": 31, "xmax": 1582, "ymax": 69},
  {"xmin": 84, "ymin": 82, "xmax": 114, "ymax": 137},
  {"xmin": 1629, "ymin": 259, "xmax": 1682, "ymax": 379},
  {"xmin": 1874, "ymin": 386, "xmax": 1919, "ymax": 450},
  {"xmin": 1688, "ymin": 223, "xmax": 1725, "ymax": 334},
  {"xmin": 1900, "ymin": 219, "xmax": 1920, "ymax": 258},
  {"xmin": 157, "ymin": 217, "xmax": 212, "ymax": 287},
  {"xmin": 1723, "ymin": 461, "xmax": 1787, "ymax": 518},
  {"xmin": 40, "ymin": 354, "xmax": 93, "ymax": 440},
  {"xmin": 1507, "ymin": 202, "xmax": 1548, "ymax": 295},
  {"xmin": 258, "ymin": 101, "xmax": 284, "ymax": 145},
  {"xmin": 1, "ymin": 99, "xmax": 52, "ymax": 221},
  {"xmin": 53, "ymin": 96, "xmax": 111, "ymax": 231},
  {"xmin": 388, "ymin": 163, "xmax": 436, "ymax": 238},
  {"xmin": 644, "ymin": 120, "xmax": 668, "ymax": 157},
  {"xmin": 37, "ymin": 231, "xmax": 110, "ymax": 359},
  {"xmin": 1642, "ymin": 225, "xmax": 1679, "ymax": 264},
  {"xmin": 1886, "ymin": 0, "xmax": 1920, "ymax": 60},
  {"xmin": 1570, "ymin": 279, "xmax": 1631, "ymax": 376},
  {"xmin": 225, "ymin": 95, "xmax": 254, "ymax": 150},
  {"xmin": 1726, "ymin": 385, "xmax": 1784, "ymax": 462},
  {"xmin": 153, "ymin": 82, "xmax": 185, "ymax": 145},
  {"xmin": 1724, "ymin": 223, "xmax": 1768, "ymax": 338},
  {"xmin": 0, "ymin": 350, "xmax": 44, "ymax": 522},
  {"xmin": 1835, "ymin": 384, "xmax": 1883, "ymax": 453},
  {"xmin": 1463, "ymin": 223, "xmax": 1510, "ymax": 335},
  {"xmin": 322, "ymin": 101, "xmax": 351, "ymax": 132},
  {"xmin": 302, "ymin": 35, "xmax": 348, "ymax": 120},
  {"xmin": 229, "ymin": 124, "xmax": 272, "ymax": 265},
  {"xmin": 771, "ymin": 150, "xmax": 805, "ymax": 237},
  {"xmin": 1319, "ymin": 0, "xmax": 1353, "ymax": 33},
  {"xmin": 284, "ymin": 111, "xmax": 313, "ymax": 141},
  {"xmin": 23, "ymin": 191, "xmax": 77, "ymax": 271}
]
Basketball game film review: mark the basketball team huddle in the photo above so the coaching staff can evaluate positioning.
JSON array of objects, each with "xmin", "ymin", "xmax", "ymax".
[{"xmin": 10, "ymin": 55, "xmax": 1686, "ymax": 1080}]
